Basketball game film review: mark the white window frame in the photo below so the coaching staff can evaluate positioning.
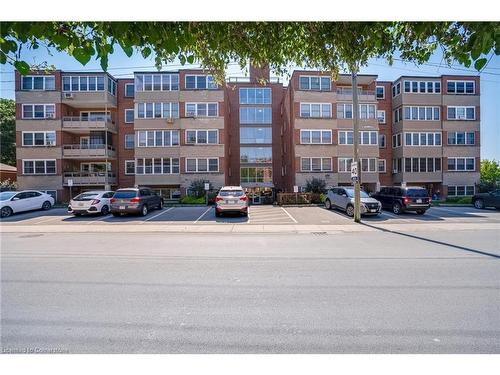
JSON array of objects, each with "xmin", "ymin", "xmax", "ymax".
[
  {"xmin": 403, "ymin": 106, "xmax": 440, "ymax": 121},
  {"xmin": 239, "ymin": 88, "xmax": 272, "ymax": 104},
  {"xmin": 338, "ymin": 158, "xmax": 353, "ymax": 173},
  {"xmin": 239, "ymin": 107, "xmax": 272, "ymax": 124},
  {"xmin": 135, "ymin": 102, "xmax": 179, "ymax": 119},
  {"xmin": 185, "ymin": 129, "xmax": 219, "ymax": 145},
  {"xmin": 185, "ymin": 102, "xmax": 219, "ymax": 117},
  {"xmin": 359, "ymin": 131, "xmax": 379, "ymax": 145},
  {"xmin": 392, "ymin": 81, "xmax": 401, "ymax": 97},
  {"xmin": 21, "ymin": 104, "xmax": 56, "ymax": 119},
  {"xmin": 359, "ymin": 104, "xmax": 376, "ymax": 119},
  {"xmin": 360, "ymin": 158, "xmax": 377, "ymax": 173},
  {"xmin": 447, "ymin": 80, "xmax": 475, "ymax": 95},
  {"xmin": 404, "ymin": 132, "xmax": 442, "ymax": 146},
  {"xmin": 337, "ymin": 103, "xmax": 353, "ymax": 119},
  {"xmin": 21, "ymin": 131, "xmax": 56, "ymax": 147},
  {"xmin": 300, "ymin": 157, "xmax": 332, "ymax": 172},
  {"xmin": 298, "ymin": 75, "xmax": 331, "ymax": 91},
  {"xmin": 378, "ymin": 159, "xmax": 386, "ymax": 173},
  {"xmin": 379, "ymin": 134, "xmax": 386, "ymax": 148},
  {"xmin": 62, "ymin": 75, "xmax": 109, "ymax": 92},
  {"xmin": 124, "ymin": 83, "xmax": 134, "ymax": 97},
  {"xmin": 21, "ymin": 75, "xmax": 55, "ymax": 91},
  {"xmin": 377, "ymin": 110, "xmax": 386, "ymax": 124},
  {"xmin": 392, "ymin": 133, "xmax": 402, "ymax": 148},
  {"xmin": 135, "ymin": 158, "xmax": 180, "ymax": 174},
  {"xmin": 447, "ymin": 131, "xmax": 475, "ymax": 145},
  {"xmin": 22, "ymin": 159, "xmax": 56, "ymax": 175},
  {"xmin": 447, "ymin": 157, "xmax": 475, "ymax": 172},
  {"xmin": 299, "ymin": 103, "xmax": 332, "ymax": 118},
  {"xmin": 403, "ymin": 80, "xmax": 440, "ymax": 94},
  {"xmin": 185, "ymin": 75, "xmax": 217, "ymax": 90},
  {"xmin": 136, "ymin": 130, "xmax": 180, "ymax": 147},
  {"xmin": 299, "ymin": 129, "xmax": 332, "ymax": 145},
  {"xmin": 124, "ymin": 160, "xmax": 135, "ymax": 175},
  {"xmin": 185, "ymin": 158, "xmax": 219, "ymax": 173},
  {"xmin": 376, "ymin": 86, "xmax": 385, "ymax": 99},
  {"xmin": 124, "ymin": 109, "xmax": 134, "ymax": 123},
  {"xmin": 124, "ymin": 134, "xmax": 135, "ymax": 149},
  {"xmin": 338, "ymin": 131, "xmax": 354, "ymax": 145},
  {"xmin": 134, "ymin": 73, "xmax": 180, "ymax": 92},
  {"xmin": 448, "ymin": 185, "xmax": 475, "ymax": 196},
  {"xmin": 447, "ymin": 106, "xmax": 476, "ymax": 120}
]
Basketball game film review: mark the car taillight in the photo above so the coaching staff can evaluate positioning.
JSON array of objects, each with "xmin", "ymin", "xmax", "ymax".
[
  {"xmin": 403, "ymin": 197, "xmax": 409, "ymax": 204},
  {"xmin": 130, "ymin": 197, "xmax": 140, "ymax": 203},
  {"xmin": 90, "ymin": 199, "xmax": 100, "ymax": 205},
  {"xmin": 239, "ymin": 195, "xmax": 248, "ymax": 201},
  {"xmin": 110, "ymin": 198, "xmax": 116, "ymax": 203},
  {"xmin": 215, "ymin": 197, "xmax": 224, "ymax": 202}
]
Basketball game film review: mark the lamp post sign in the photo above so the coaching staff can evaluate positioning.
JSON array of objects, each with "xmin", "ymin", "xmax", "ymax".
[{"xmin": 350, "ymin": 161, "xmax": 359, "ymax": 182}]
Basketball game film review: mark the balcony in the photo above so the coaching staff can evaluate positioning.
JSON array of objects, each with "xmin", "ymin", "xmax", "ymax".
[
  {"xmin": 336, "ymin": 88, "xmax": 376, "ymax": 101},
  {"xmin": 62, "ymin": 144, "xmax": 116, "ymax": 159},
  {"xmin": 62, "ymin": 117, "xmax": 117, "ymax": 133},
  {"xmin": 63, "ymin": 172, "xmax": 117, "ymax": 186}
]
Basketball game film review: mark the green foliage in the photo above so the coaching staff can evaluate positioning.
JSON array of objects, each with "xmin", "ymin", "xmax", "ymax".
[
  {"xmin": 188, "ymin": 179, "xmax": 210, "ymax": 198},
  {"xmin": 444, "ymin": 197, "xmax": 472, "ymax": 204},
  {"xmin": 480, "ymin": 159, "xmax": 500, "ymax": 185},
  {"xmin": 1, "ymin": 22, "xmax": 499, "ymax": 80},
  {"xmin": 180, "ymin": 196, "xmax": 205, "ymax": 204},
  {"xmin": 305, "ymin": 178, "xmax": 327, "ymax": 194},
  {"xmin": 0, "ymin": 99, "xmax": 16, "ymax": 166}
]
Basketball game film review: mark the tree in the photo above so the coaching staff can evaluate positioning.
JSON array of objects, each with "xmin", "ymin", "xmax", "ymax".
[
  {"xmin": 479, "ymin": 159, "xmax": 500, "ymax": 192},
  {"xmin": 305, "ymin": 178, "xmax": 326, "ymax": 194},
  {"xmin": 0, "ymin": 99, "xmax": 16, "ymax": 166},
  {"xmin": 188, "ymin": 179, "xmax": 210, "ymax": 198}
]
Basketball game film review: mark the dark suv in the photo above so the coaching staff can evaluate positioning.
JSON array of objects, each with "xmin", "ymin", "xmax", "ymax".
[
  {"xmin": 371, "ymin": 186, "xmax": 431, "ymax": 215},
  {"xmin": 110, "ymin": 187, "xmax": 163, "ymax": 216}
]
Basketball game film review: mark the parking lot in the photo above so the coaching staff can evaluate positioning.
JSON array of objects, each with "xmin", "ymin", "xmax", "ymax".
[{"xmin": 1, "ymin": 204, "xmax": 499, "ymax": 227}]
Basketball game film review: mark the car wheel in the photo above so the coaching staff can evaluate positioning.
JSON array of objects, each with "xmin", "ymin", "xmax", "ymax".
[
  {"xmin": 215, "ymin": 210, "xmax": 221, "ymax": 217},
  {"xmin": 101, "ymin": 205, "xmax": 110, "ymax": 215},
  {"xmin": 141, "ymin": 204, "xmax": 148, "ymax": 216},
  {"xmin": 112, "ymin": 212, "xmax": 121, "ymax": 217},
  {"xmin": 325, "ymin": 199, "xmax": 332, "ymax": 210},
  {"xmin": 241, "ymin": 211, "xmax": 248, "ymax": 217},
  {"xmin": 474, "ymin": 199, "xmax": 485, "ymax": 209},
  {"xmin": 346, "ymin": 204, "xmax": 354, "ymax": 217},
  {"xmin": 1, "ymin": 206, "xmax": 13, "ymax": 218},
  {"xmin": 416, "ymin": 210, "xmax": 426, "ymax": 215},
  {"xmin": 392, "ymin": 202, "xmax": 402, "ymax": 215},
  {"xmin": 42, "ymin": 201, "xmax": 52, "ymax": 210},
  {"xmin": 158, "ymin": 200, "xmax": 163, "ymax": 210}
]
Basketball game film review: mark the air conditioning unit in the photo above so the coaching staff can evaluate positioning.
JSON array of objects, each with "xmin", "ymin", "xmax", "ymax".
[
  {"xmin": 166, "ymin": 117, "xmax": 174, "ymax": 124},
  {"xmin": 186, "ymin": 111, "xmax": 196, "ymax": 117},
  {"xmin": 458, "ymin": 115, "xmax": 466, "ymax": 120},
  {"xmin": 64, "ymin": 92, "xmax": 74, "ymax": 99},
  {"xmin": 46, "ymin": 113, "xmax": 55, "ymax": 119}
]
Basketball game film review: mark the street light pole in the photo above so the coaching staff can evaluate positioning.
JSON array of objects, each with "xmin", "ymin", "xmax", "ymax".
[{"xmin": 351, "ymin": 70, "xmax": 361, "ymax": 223}]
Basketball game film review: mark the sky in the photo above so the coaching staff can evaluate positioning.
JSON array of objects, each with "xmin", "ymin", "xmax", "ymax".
[{"xmin": 1, "ymin": 46, "xmax": 499, "ymax": 160}]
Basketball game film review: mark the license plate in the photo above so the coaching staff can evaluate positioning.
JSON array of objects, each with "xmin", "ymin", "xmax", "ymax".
[
  {"xmin": 226, "ymin": 200, "xmax": 236, "ymax": 204},
  {"xmin": 370, "ymin": 209, "xmax": 377, "ymax": 212},
  {"xmin": 78, "ymin": 203, "xmax": 84, "ymax": 206},
  {"xmin": 119, "ymin": 206, "xmax": 126, "ymax": 210},
  {"xmin": 416, "ymin": 199, "xmax": 422, "ymax": 203}
]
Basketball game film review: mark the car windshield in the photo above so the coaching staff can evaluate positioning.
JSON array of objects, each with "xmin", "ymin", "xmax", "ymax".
[
  {"xmin": 345, "ymin": 189, "xmax": 370, "ymax": 198},
  {"xmin": 113, "ymin": 190, "xmax": 137, "ymax": 199},
  {"xmin": 219, "ymin": 190, "xmax": 244, "ymax": 197},
  {"xmin": 73, "ymin": 193, "xmax": 99, "ymax": 201},
  {"xmin": 406, "ymin": 189, "xmax": 428, "ymax": 198},
  {"xmin": 0, "ymin": 192, "xmax": 16, "ymax": 201}
]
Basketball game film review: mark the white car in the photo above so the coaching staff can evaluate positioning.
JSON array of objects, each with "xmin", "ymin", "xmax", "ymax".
[
  {"xmin": 68, "ymin": 190, "xmax": 114, "ymax": 216},
  {"xmin": 215, "ymin": 186, "xmax": 249, "ymax": 217},
  {"xmin": 0, "ymin": 190, "xmax": 54, "ymax": 218}
]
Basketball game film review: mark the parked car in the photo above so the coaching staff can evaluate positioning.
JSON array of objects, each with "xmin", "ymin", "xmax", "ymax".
[
  {"xmin": 0, "ymin": 190, "xmax": 54, "ymax": 218},
  {"xmin": 472, "ymin": 190, "xmax": 500, "ymax": 209},
  {"xmin": 215, "ymin": 186, "xmax": 249, "ymax": 217},
  {"xmin": 68, "ymin": 191, "xmax": 115, "ymax": 216},
  {"xmin": 110, "ymin": 187, "xmax": 163, "ymax": 216},
  {"xmin": 325, "ymin": 187, "xmax": 381, "ymax": 217},
  {"xmin": 371, "ymin": 186, "xmax": 431, "ymax": 215}
]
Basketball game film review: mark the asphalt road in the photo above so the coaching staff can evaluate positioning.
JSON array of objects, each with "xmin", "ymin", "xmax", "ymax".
[{"xmin": 1, "ymin": 228, "xmax": 499, "ymax": 353}]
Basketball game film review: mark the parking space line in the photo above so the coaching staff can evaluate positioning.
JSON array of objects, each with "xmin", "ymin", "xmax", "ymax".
[
  {"xmin": 141, "ymin": 207, "xmax": 175, "ymax": 223},
  {"xmin": 86, "ymin": 214, "xmax": 111, "ymax": 224},
  {"xmin": 193, "ymin": 207, "xmax": 212, "ymax": 223},
  {"xmin": 31, "ymin": 215, "xmax": 69, "ymax": 225},
  {"xmin": 380, "ymin": 211, "xmax": 399, "ymax": 219},
  {"xmin": 280, "ymin": 207, "xmax": 298, "ymax": 223}
]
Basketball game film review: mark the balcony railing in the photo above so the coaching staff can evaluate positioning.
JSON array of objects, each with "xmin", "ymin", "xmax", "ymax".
[
  {"xmin": 62, "ymin": 144, "xmax": 116, "ymax": 158},
  {"xmin": 62, "ymin": 116, "xmax": 117, "ymax": 132},
  {"xmin": 63, "ymin": 172, "xmax": 116, "ymax": 186},
  {"xmin": 227, "ymin": 77, "xmax": 281, "ymax": 83},
  {"xmin": 336, "ymin": 88, "xmax": 375, "ymax": 96}
]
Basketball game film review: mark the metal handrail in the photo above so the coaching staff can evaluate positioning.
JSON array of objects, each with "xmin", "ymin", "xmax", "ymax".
[
  {"xmin": 63, "ymin": 172, "xmax": 116, "ymax": 177},
  {"xmin": 227, "ymin": 77, "xmax": 281, "ymax": 83},
  {"xmin": 336, "ymin": 88, "xmax": 375, "ymax": 96},
  {"xmin": 62, "ymin": 144, "xmax": 115, "ymax": 151},
  {"xmin": 62, "ymin": 116, "xmax": 113, "ymax": 123}
]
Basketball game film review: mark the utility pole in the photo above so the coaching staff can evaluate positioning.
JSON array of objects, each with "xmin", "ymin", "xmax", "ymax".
[{"xmin": 351, "ymin": 69, "xmax": 361, "ymax": 223}]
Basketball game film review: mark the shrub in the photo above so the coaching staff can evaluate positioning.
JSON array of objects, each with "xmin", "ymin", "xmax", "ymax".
[
  {"xmin": 445, "ymin": 196, "xmax": 472, "ymax": 204},
  {"xmin": 0, "ymin": 179, "xmax": 17, "ymax": 191},
  {"xmin": 188, "ymin": 179, "xmax": 210, "ymax": 198},
  {"xmin": 305, "ymin": 178, "xmax": 326, "ymax": 194},
  {"xmin": 180, "ymin": 196, "xmax": 205, "ymax": 204}
]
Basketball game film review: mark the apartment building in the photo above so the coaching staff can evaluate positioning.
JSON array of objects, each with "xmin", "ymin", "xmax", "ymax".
[{"xmin": 14, "ymin": 66, "xmax": 481, "ymax": 203}]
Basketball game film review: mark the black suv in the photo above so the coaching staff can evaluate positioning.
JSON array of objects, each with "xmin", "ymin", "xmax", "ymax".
[
  {"xmin": 110, "ymin": 187, "xmax": 163, "ymax": 216},
  {"xmin": 371, "ymin": 186, "xmax": 431, "ymax": 215}
]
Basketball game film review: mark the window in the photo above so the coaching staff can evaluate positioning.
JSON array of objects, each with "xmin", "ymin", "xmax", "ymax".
[
  {"xmin": 240, "ymin": 107, "xmax": 272, "ymax": 124},
  {"xmin": 22, "ymin": 104, "xmax": 55, "ymax": 119},
  {"xmin": 124, "ymin": 160, "xmax": 135, "ymax": 175},
  {"xmin": 22, "ymin": 131, "xmax": 56, "ymax": 146},
  {"xmin": 403, "ymin": 80, "xmax": 440, "ymax": 94},
  {"xmin": 300, "ymin": 103, "xmax": 332, "ymax": 118},
  {"xmin": 392, "ymin": 82, "xmax": 401, "ymax": 97},
  {"xmin": 135, "ymin": 158, "xmax": 179, "ymax": 174},
  {"xmin": 404, "ymin": 158, "xmax": 441, "ymax": 173},
  {"xmin": 185, "ymin": 130, "xmax": 219, "ymax": 145},
  {"xmin": 300, "ymin": 130, "xmax": 332, "ymax": 144},
  {"xmin": 185, "ymin": 103, "xmax": 218, "ymax": 117},
  {"xmin": 134, "ymin": 74, "xmax": 179, "ymax": 91},
  {"xmin": 137, "ymin": 130, "xmax": 179, "ymax": 147},
  {"xmin": 124, "ymin": 83, "xmax": 134, "ymax": 97},
  {"xmin": 377, "ymin": 110, "xmax": 386, "ymax": 124},
  {"xmin": 447, "ymin": 157, "xmax": 475, "ymax": 171},
  {"xmin": 240, "ymin": 147, "xmax": 272, "ymax": 163},
  {"xmin": 62, "ymin": 75, "xmax": 113, "ymax": 93},
  {"xmin": 447, "ymin": 106, "xmax": 475, "ymax": 120},
  {"xmin": 338, "ymin": 158, "xmax": 353, "ymax": 172},
  {"xmin": 359, "ymin": 131, "xmax": 378, "ymax": 145},
  {"xmin": 22, "ymin": 160, "xmax": 56, "ymax": 175},
  {"xmin": 185, "ymin": 75, "xmax": 217, "ymax": 90},
  {"xmin": 359, "ymin": 104, "xmax": 376, "ymax": 119},
  {"xmin": 336, "ymin": 103, "xmax": 353, "ymax": 119},
  {"xmin": 404, "ymin": 132, "xmax": 441, "ymax": 146},
  {"xmin": 403, "ymin": 106, "xmax": 440, "ymax": 121},
  {"xmin": 136, "ymin": 102, "xmax": 179, "ymax": 119},
  {"xmin": 447, "ymin": 132, "xmax": 475, "ymax": 145},
  {"xmin": 339, "ymin": 131, "xmax": 354, "ymax": 145},
  {"xmin": 124, "ymin": 109, "xmax": 134, "ymax": 123},
  {"xmin": 21, "ymin": 75, "xmax": 55, "ymax": 91},
  {"xmin": 239, "ymin": 88, "xmax": 272, "ymax": 104},
  {"xmin": 185, "ymin": 158, "xmax": 219, "ymax": 172},
  {"xmin": 124, "ymin": 134, "xmax": 135, "ymax": 149},
  {"xmin": 361, "ymin": 158, "xmax": 377, "ymax": 172},
  {"xmin": 448, "ymin": 185, "xmax": 475, "ymax": 196},
  {"xmin": 240, "ymin": 127, "xmax": 272, "ymax": 144},
  {"xmin": 378, "ymin": 159, "xmax": 386, "ymax": 173},
  {"xmin": 376, "ymin": 86, "xmax": 385, "ymax": 99},
  {"xmin": 379, "ymin": 134, "xmax": 386, "ymax": 148},
  {"xmin": 298, "ymin": 76, "xmax": 331, "ymax": 91},
  {"xmin": 300, "ymin": 157, "xmax": 332, "ymax": 172},
  {"xmin": 392, "ymin": 133, "xmax": 402, "ymax": 148},
  {"xmin": 240, "ymin": 167, "xmax": 273, "ymax": 183},
  {"xmin": 447, "ymin": 80, "xmax": 475, "ymax": 94}
]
